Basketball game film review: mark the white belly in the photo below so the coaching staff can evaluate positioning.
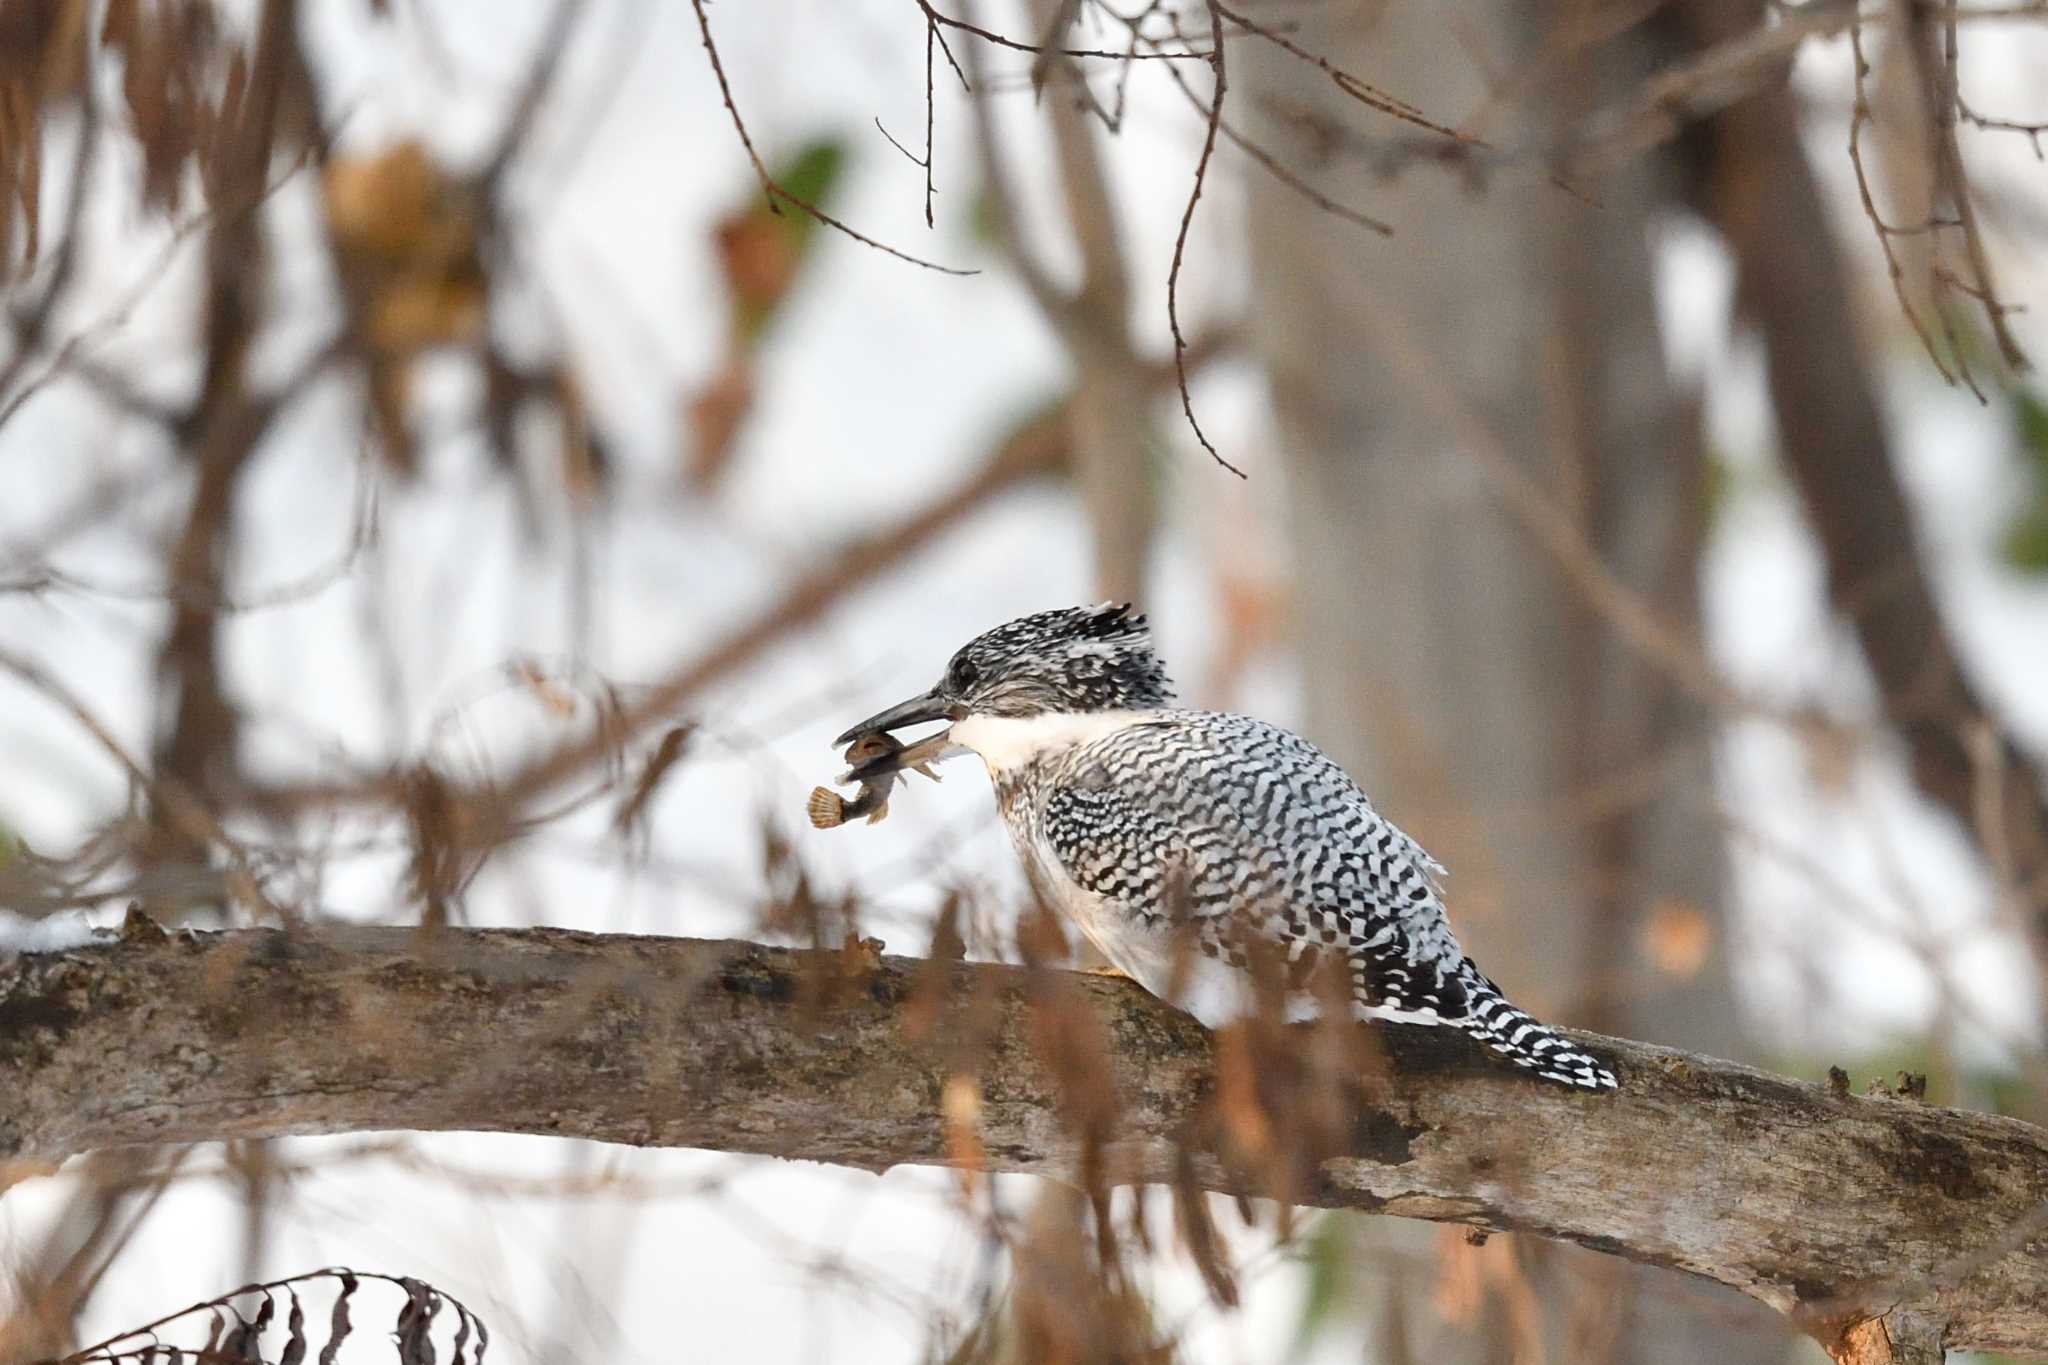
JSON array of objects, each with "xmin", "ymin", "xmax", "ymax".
[
  {"xmin": 1010, "ymin": 827, "xmax": 1452, "ymax": 1030},
  {"xmin": 957, "ymin": 709, "xmax": 1327, "ymax": 1028},
  {"xmin": 1013, "ymin": 831, "xmax": 1274, "ymax": 1028}
]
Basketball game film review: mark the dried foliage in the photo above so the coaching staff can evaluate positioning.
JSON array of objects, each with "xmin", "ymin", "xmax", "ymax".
[{"xmin": 44, "ymin": 1267, "xmax": 487, "ymax": 1365}]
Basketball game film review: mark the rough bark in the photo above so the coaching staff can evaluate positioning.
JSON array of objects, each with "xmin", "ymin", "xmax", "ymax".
[{"xmin": 3, "ymin": 924, "xmax": 2045, "ymax": 1357}]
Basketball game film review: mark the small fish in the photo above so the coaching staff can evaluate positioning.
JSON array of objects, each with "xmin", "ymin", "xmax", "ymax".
[{"xmin": 807, "ymin": 732, "xmax": 943, "ymax": 829}]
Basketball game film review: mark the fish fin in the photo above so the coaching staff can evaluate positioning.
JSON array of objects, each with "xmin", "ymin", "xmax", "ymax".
[
  {"xmin": 913, "ymin": 763, "xmax": 942, "ymax": 784},
  {"xmin": 865, "ymin": 800, "xmax": 890, "ymax": 825},
  {"xmin": 806, "ymin": 787, "xmax": 846, "ymax": 829}
]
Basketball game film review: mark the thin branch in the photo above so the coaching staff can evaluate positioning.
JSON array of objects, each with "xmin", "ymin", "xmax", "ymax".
[
  {"xmin": 1957, "ymin": 90, "xmax": 2048, "ymax": 156},
  {"xmin": 1167, "ymin": 2, "xmax": 1243, "ymax": 479},
  {"xmin": 689, "ymin": 0, "xmax": 974, "ymax": 275},
  {"xmin": 1921, "ymin": 0, "xmax": 2030, "ymax": 370},
  {"xmin": 476, "ymin": 0, "xmax": 586, "ymax": 190},
  {"xmin": 1847, "ymin": 21, "xmax": 1965, "ymax": 390},
  {"xmin": 873, "ymin": 16, "xmax": 939, "ymax": 232},
  {"xmin": 0, "ymin": 647, "xmax": 273, "ymax": 919},
  {"xmin": 1209, "ymin": 0, "xmax": 1480, "ymax": 146},
  {"xmin": 1, "ymin": 454, "xmax": 373, "ymax": 613},
  {"xmin": 0, "ymin": 135, "xmax": 323, "ymax": 433},
  {"xmin": 1143, "ymin": 11, "xmax": 1390, "ymax": 237},
  {"xmin": 0, "ymin": 53, "xmax": 101, "ymax": 422},
  {"xmin": 924, "ymin": 18, "xmax": 939, "ymax": 224},
  {"xmin": 1564, "ymin": 0, "xmax": 1860, "ymax": 176},
  {"xmin": 930, "ymin": 16, "xmax": 971, "ymax": 92},
  {"xmin": 874, "ymin": 116, "xmax": 927, "ymax": 169},
  {"xmin": 1681, "ymin": 0, "xmax": 2048, "ymax": 978},
  {"xmin": 1028, "ymin": 0, "xmax": 1082, "ymax": 92},
  {"xmin": 963, "ymin": 17, "xmax": 1073, "ymax": 320},
  {"xmin": 247, "ymin": 403, "xmax": 1067, "ymax": 819},
  {"xmin": 912, "ymin": 0, "xmax": 1209, "ymax": 63}
]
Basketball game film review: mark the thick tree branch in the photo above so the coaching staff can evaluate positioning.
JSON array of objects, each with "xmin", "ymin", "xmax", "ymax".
[{"xmin": 3, "ymin": 925, "xmax": 2046, "ymax": 1356}]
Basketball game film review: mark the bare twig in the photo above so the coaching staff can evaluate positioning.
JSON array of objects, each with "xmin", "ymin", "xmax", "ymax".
[
  {"xmin": 0, "ymin": 50, "xmax": 100, "ymax": 421},
  {"xmin": 873, "ymin": 14, "xmax": 940, "ymax": 231},
  {"xmin": 1851, "ymin": 22, "xmax": 1957, "ymax": 388},
  {"xmin": 912, "ymin": 0, "xmax": 1209, "ymax": 63},
  {"xmin": 248, "ymin": 404, "xmax": 1068, "ymax": 821},
  {"xmin": 0, "ymin": 136, "xmax": 321, "ymax": 432},
  {"xmin": 1, "ymin": 458, "xmax": 374, "ymax": 613},
  {"xmin": 1917, "ymin": 0, "xmax": 2029, "ymax": 370},
  {"xmin": 477, "ymin": 0, "xmax": 586, "ymax": 190},
  {"xmin": 1210, "ymin": 0, "xmax": 1480, "ymax": 146},
  {"xmin": 1957, "ymin": 90, "xmax": 2048, "ymax": 156},
  {"xmin": 1167, "ymin": 3, "xmax": 1243, "ymax": 479},
  {"xmin": 923, "ymin": 16, "xmax": 940, "ymax": 226},
  {"xmin": 1683, "ymin": 0, "xmax": 2048, "ymax": 969},
  {"xmin": 1566, "ymin": 0, "xmax": 1860, "ymax": 175},
  {"xmin": 1028, "ymin": 0, "xmax": 1082, "ymax": 92},
  {"xmin": 1847, "ymin": 20, "xmax": 1965, "ymax": 391},
  {"xmin": 0, "ymin": 646, "xmax": 259, "ymax": 909},
  {"xmin": 690, "ymin": 0, "xmax": 974, "ymax": 275},
  {"xmin": 1146, "ymin": 10, "xmax": 1390, "ymax": 237}
]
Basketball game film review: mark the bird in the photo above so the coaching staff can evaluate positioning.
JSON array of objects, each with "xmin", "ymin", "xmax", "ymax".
[{"xmin": 832, "ymin": 603, "xmax": 1617, "ymax": 1091}]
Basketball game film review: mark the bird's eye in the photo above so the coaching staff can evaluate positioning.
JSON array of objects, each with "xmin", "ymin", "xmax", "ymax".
[{"xmin": 948, "ymin": 658, "xmax": 980, "ymax": 690}]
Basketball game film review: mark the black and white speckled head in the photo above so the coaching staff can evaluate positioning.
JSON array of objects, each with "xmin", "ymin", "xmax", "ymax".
[
  {"xmin": 833, "ymin": 604, "xmax": 1175, "ymax": 757},
  {"xmin": 938, "ymin": 604, "xmax": 1174, "ymax": 718}
]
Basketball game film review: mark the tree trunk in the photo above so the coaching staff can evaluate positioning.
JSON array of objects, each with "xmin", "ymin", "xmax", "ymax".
[{"xmin": 1239, "ymin": 2, "xmax": 1764, "ymax": 1357}]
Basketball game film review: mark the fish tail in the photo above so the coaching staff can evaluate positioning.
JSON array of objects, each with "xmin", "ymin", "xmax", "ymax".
[{"xmin": 806, "ymin": 787, "xmax": 847, "ymax": 829}]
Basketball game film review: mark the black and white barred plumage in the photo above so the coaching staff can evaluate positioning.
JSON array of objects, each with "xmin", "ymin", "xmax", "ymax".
[{"xmin": 834, "ymin": 604, "xmax": 1616, "ymax": 1091}]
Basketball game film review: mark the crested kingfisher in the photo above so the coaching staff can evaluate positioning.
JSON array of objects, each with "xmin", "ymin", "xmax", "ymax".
[{"xmin": 832, "ymin": 603, "xmax": 1615, "ymax": 1090}]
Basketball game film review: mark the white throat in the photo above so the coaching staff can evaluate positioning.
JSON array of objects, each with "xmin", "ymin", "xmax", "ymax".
[{"xmin": 947, "ymin": 710, "xmax": 1148, "ymax": 776}]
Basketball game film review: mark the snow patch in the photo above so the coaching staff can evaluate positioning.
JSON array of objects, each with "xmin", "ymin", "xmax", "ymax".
[{"xmin": 0, "ymin": 911, "xmax": 102, "ymax": 954}]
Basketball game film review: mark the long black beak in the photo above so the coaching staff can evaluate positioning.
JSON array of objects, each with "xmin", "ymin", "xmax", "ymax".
[{"xmin": 833, "ymin": 689, "xmax": 961, "ymax": 746}]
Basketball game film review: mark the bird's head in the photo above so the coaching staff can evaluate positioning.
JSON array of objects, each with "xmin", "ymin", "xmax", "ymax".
[{"xmin": 833, "ymin": 604, "xmax": 1174, "ymax": 760}]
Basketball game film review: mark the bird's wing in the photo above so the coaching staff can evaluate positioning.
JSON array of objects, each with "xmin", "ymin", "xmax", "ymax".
[
  {"xmin": 1038, "ymin": 711, "xmax": 1619, "ymax": 1090},
  {"xmin": 1040, "ymin": 711, "xmax": 1470, "ymax": 1014}
]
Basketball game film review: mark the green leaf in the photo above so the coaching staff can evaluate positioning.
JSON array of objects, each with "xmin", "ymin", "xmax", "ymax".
[
  {"xmin": 967, "ymin": 182, "xmax": 1003, "ymax": 249},
  {"xmin": 772, "ymin": 139, "xmax": 847, "ymax": 219},
  {"xmin": 2001, "ymin": 504, "xmax": 2048, "ymax": 574},
  {"xmin": 2013, "ymin": 387, "xmax": 2048, "ymax": 471},
  {"xmin": 2000, "ymin": 387, "xmax": 2048, "ymax": 573},
  {"xmin": 1287, "ymin": 1212, "xmax": 1354, "ymax": 1360},
  {"xmin": 1701, "ymin": 450, "xmax": 1736, "ymax": 527}
]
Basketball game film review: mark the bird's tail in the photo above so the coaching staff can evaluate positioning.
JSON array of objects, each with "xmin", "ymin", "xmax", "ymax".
[{"xmin": 1450, "ymin": 961, "xmax": 1616, "ymax": 1090}]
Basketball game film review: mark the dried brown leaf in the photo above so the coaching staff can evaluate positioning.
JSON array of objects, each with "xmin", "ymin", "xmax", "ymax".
[
  {"xmin": 613, "ymin": 723, "xmax": 694, "ymax": 840},
  {"xmin": 684, "ymin": 358, "xmax": 755, "ymax": 490},
  {"xmin": 1640, "ymin": 896, "xmax": 1712, "ymax": 978}
]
